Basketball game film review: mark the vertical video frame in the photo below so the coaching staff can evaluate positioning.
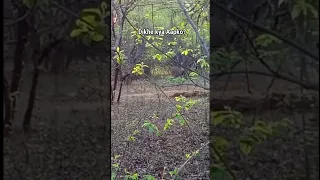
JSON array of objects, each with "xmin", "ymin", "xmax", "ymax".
[{"xmin": 111, "ymin": 0, "xmax": 210, "ymax": 179}]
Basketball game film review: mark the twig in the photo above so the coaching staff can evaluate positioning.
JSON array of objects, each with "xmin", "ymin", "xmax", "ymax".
[
  {"xmin": 172, "ymin": 141, "xmax": 209, "ymax": 180},
  {"xmin": 210, "ymin": 143, "xmax": 237, "ymax": 180},
  {"xmin": 210, "ymin": 70, "xmax": 318, "ymax": 91},
  {"xmin": 211, "ymin": 0, "xmax": 319, "ymax": 61},
  {"xmin": 4, "ymin": 7, "xmax": 32, "ymax": 27}
]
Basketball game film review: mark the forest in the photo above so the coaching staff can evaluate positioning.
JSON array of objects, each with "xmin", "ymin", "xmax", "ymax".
[{"xmin": 3, "ymin": 0, "xmax": 319, "ymax": 180}]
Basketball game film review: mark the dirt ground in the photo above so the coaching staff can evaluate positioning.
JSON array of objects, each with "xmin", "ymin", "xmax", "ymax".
[
  {"xmin": 111, "ymin": 82, "xmax": 210, "ymax": 179},
  {"xmin": 3, "ymin": 61, "xmax": 319, "ymax": 180}
]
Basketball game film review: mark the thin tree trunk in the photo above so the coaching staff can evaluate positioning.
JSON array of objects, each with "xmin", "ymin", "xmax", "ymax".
[
  {"xmin": 22, "ymin": 39, "xmax": 62, "ymax": 132},
  {"xmin": 116, "ymin": 72, "xmax": 123, "ymax": 102},
  {"xmin": 3, "ymin": 76, "xmax": 13, "ymax": 135},
  {"xmin": 112, "ymin": 65, "xmax": 120, "ymax": 102},
  {"xmin": 23, "ymin": 60, "xmax": 39, "ymax": 132}
]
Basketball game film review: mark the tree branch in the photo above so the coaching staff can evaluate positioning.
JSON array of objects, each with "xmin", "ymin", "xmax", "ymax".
[
  {"xmin": 211, "ymin": 0, "xmax": 319, "ymax": 61},
  {"xmin": 4, "ymin": 4, "xmax": 32, "ymax": 27},
  {"xmin": 210, "ymin": 70, "xmax": 318, "ymax": 91}
]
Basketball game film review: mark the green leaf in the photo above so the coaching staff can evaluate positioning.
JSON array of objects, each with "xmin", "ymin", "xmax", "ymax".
[
  {"xmin": 169, "ymin": 168, "xmax": 178, "ymax": 177},
  {"xmin": 82, "ymin": 34, "xmax": 92, "ymax": 46},
  {"xmin": 211, "ymin": 113, "xmax": 226, "ymax": 126},
  {"xmin": 181, "ymin": 49, "xmax": 189, "ymax": 55},
  {"xmin": 255, "ymin": 34, "xmax": 281, "ymax": 46},
  {"xmin": 168, "ymin": 41, "xmax": 177, "ymax": 46},
  {"xmin": 82, "ymin": 15, "xmax": 98, "ymax": 28},
  {"xmin": 291, "ymin": 4, "xmax": 302, "ymax": 19},
  {"xmin": 185, "ymin": 153, "xmax": 191, "ymax": 159},
  {"xmin": 189, "ymin": 72, "xmax": 198, "ymax": 77},
  {"xmin": 83, "ymin": 8, "xmax": 102, "ymax": 15},
  {"xmin": 101, "ymin": 1, "xmax": 108, "ymax": 10},
  {"xmin": 82, "ymin": 8, "xmax": 102, "ymax": 21},
  {"xmin": 164, "ymin": 118, "xmax": 174, "ymax": 130},
  {"xmin": 142, "ymin": 121, "xmax": 160, "ymax": 135},
  {"xmin": 91, "ymin": 32, "xmax": 104, "ymax": 42},
  {"xmin": 23, "ymin": 0, "xmax": 35, "ymax": 8},
  {"xmin": 306, "ymin": 3, "xmax": 318, "ymax": 18},
  {"xmin": 240, "ymin": 139, "xmax": 253, "ymax": 155},
  {"xmin": 76, "ymin": 20, "xmax": 89, "ymax": 32},
  {"xmin": 213, "ymin": 136, "xmax": 229, "ymax": 151},
  {"xmin": 254, "ymin": 126, "xmax": 273, "ymax": 136},
  {"xmin": 143, "ymin": 175, "xmax": 156, "ymax": 180},
  {"xmin": 111, "ymin": 172, "xmax": 117, "ymax": 180},
  {"xmin": 100, "ymin": 1, "xmax": 109, "ymax": 16},
  {"xmin": 153, "ymin": 54, "xmax": 163, "ymax": 61},
  {"xmin": 95, "ymin": 24, "xmax": 108, "ymax": 37},
  {"xmin": 210, "ymin": 166, "xmax": 232, "ymax": 180},
  {"xmin": 176, "ymin": 104, "xmax": 183, "ymax": 112},
  {"xmin": 175, "ymin": 113, "xmax": 186, "ymax": 126},
  {"xmin": 70, "ymin": 29, "xmax": 83, "ymax": 38},
  {"xmin": 128, "ymin": 135, "xmax": 136, "ymax": 141}
]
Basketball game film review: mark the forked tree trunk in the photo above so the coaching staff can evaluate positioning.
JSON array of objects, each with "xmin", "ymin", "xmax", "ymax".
[
  {"xmin": 23, "ymin": 58, "xmax": 39, "ymax": 132},
  {"xmin": 4, "ymin": 4, "xmax": 30, "ymax": 134},
  {"xmin": 22, "ymin": 39, "xmax": 62, "ymax": 132}
]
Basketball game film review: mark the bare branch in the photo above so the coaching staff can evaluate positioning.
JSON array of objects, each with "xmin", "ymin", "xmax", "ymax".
[
  {"xmin": 211, "ymin": 0, "xmax": 319, "ymax": 61},
  {"xmin": 4, "ymin": 6, "xmax": 32, "ymax": 27},
  {"xmin": 210, "ymin": 70, "xmax": 319, "ymax": 91}
]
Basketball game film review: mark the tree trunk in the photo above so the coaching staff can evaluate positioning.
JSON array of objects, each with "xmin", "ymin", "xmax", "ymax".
[
  {"xmin": 5, "ymin": 4, "xmax": 30, "ymax": 134},
  {"xmin": 3, "ymin": 76, "xmax": 13, "ymax": 136},
  {"xmin": 23, "ymin": 60, "xmax": 39, "ymax": 132}
]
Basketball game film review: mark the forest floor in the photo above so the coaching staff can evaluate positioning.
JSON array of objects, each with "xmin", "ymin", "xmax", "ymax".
[
  {"xmin": 3, "ymin": 62, "xmax": 319, "ymax": 180},
  {"xmin": 112, "ymin": 76, "xmax": 319, "ymax": 180},
  {"xmin": 111, "ymin": 82, "xmax": 210, "ymax": 179}
]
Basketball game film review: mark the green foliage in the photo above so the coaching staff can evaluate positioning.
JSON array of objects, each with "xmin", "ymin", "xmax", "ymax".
[
  {"xmin": 111, "ymin": 92, "xmax": 202, "ymax": 179},
  {"xmin": 70, "ymin": 2, "xmax": 109, "ymax": 45},
  {"xmin": 152, "ymin": 54, "xmax": 163, "ymax": 61},
  {"xmin": 169, "ymin": 168, "xmax": 179, "ymax": 177},
  {"xmin": 164, "ymin": 118, "xmax": 174, "ymax": 131},
  {"xmin": 290, "ymin": 0, "xmax": 318, "ymax": 19},
  {"xmin": 111, "ymin": 155, "xmax": 121, "ymax": 180},
  {"xmin": 127, "ymin": 130, "xmax": 139, "ymax": 142},
  {"xmin": 114, "ymin": 47, "xmax": 127, "ymax": 64},
  {"xmin": 197, "ymin": 57, "xmax": 209, "ymax": 72},
  {"xmin": 130, "ymin": 30, "xmax": 143, "ymax": 44},
  {"xmin": 213, "ymin": 136, "xmax": 229, "ymax": 153},
  {"xmin": 110, "ymin": 1, "xmax": 209, "ymax": 178},
  {"xmin": 174, "ymin": 112, "xmax": 186, "ymax": 126},
  {"xmin": 210, "ymin": 165, "xmax": 232, "ymax": 180},
  {"xmin": 211, "ymin": 108, "xmax": 243, "ymax": 127},
  {"xmin": 151, "ymin": 66, "xmax": 171, "ymax": 77},
  {"xmin": 255, "ymin": 34, "xmax": 282, "ymax": 47},
  {"xmin": 166, "ymin": 77, "xmax": 186, "ymax": 84},
  {"xmin": 181, "ymin": 49, "xmax": 193, "ymax": 55},
  {"xmin": 124, "ymin": 171, "xmax": 139, "ymax": 180},
  {"xmin": 211, "ymin": 49, "xmax": 243, "ymax": 71},
  {"xmin": 143, "ymin": 175, "xmax": 156, "ymax": 180},
  {"xmin": 212, "ymin": 107, "xmax": 291, "ymax": 156},
  {"xmin": 132, "ymin": 62, "xmax": 149, "ymax": 75},
  {"xmin": 142, "ymin": 121, "xmax": 161, "ymax": 136}
]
